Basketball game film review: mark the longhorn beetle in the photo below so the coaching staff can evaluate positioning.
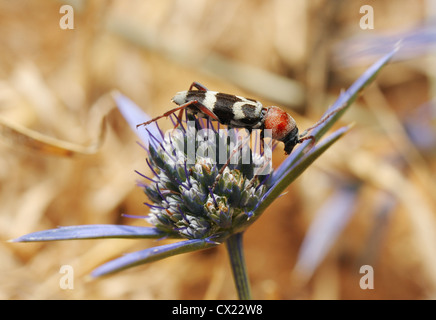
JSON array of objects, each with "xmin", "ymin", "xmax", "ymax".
[{"xmin": 137, "ymin": 81, "xmax": 316, "ymax": 155}]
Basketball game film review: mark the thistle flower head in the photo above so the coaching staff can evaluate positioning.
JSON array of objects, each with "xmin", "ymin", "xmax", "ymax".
[{"xmin": 143, "ymin": 117, "xmax": 269, "ymax": 242}]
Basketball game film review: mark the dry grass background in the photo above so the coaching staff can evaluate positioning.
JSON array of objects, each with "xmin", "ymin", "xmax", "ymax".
[{"xmin": 1, "ymin": 0, "xmax": 435, "ymax": 299}]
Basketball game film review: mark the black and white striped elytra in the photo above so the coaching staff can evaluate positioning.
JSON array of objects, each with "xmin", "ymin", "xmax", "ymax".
[{"xmin": 172, "ymin": 90, "xmax": 265, "ymax": 128}]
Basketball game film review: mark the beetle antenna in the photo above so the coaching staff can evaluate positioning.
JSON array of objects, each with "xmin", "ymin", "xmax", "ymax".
[{"xmin": 298, "ymin": 100, "xmax": 348, "ymax": 139}]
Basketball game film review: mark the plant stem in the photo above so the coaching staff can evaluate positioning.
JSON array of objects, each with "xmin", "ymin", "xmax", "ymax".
[{"xmin": 225, "ymin": 232, "xmax": 252, "ymax": 300}]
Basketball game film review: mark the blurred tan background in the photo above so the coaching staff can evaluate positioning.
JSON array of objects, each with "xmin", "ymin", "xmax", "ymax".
[{"xmin": 1, "ymin": 0, "xmax": 436, "ymax": 299}]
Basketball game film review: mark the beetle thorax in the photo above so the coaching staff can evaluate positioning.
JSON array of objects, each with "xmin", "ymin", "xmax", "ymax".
[{"xmin": 263, "ymin": 106, "xmax": 297, "ymax": 141}]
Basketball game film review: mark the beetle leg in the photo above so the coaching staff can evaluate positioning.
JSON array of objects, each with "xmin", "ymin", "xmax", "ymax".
[
  {"xmin": 298, "ymin": 135, "xmax": 316, "ymax": 149},
  {"xmin": 136, "ymin": 100, "xmax": 199, "ymax": 128},
  {"xmin": 189, "ymin": 82, "xmax": 209, "ymax": 91},
  {"xmin": 193, "ymin": 102, "xmax": 219, "ymax": 121}
]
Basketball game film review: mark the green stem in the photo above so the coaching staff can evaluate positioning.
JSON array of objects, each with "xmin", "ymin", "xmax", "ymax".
[{"xmin": 225, "ymin": 232, "xmax": 252, "ymax": 300}]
